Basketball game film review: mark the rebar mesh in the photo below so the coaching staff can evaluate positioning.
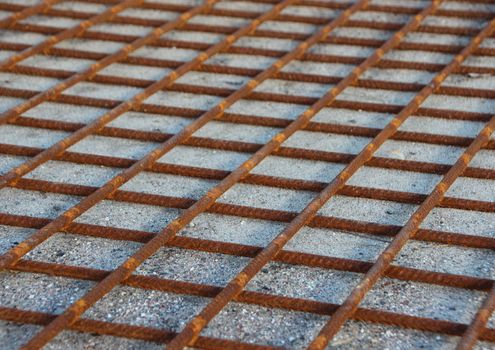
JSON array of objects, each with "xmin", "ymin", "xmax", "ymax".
[{"xmin": 0, "ymin": 0, "xmax": 495, "ymax": 349}]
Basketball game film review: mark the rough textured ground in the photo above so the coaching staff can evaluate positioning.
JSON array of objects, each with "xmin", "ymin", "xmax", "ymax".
[{"xmin": 0, "ymin": 0, "xmax": 495, "ymax": 349}]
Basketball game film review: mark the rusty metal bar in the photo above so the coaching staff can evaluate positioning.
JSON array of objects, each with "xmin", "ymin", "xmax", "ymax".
[
  {"xmin": 3, "ymin": 9, "xmax": 494, "ymax": 57},
  {"xmin": 3, "ymin": 138, "xmax": 494, "ymax": 183},
  {"xmin": 3, "ymin": 90, "xmax": 495, "ymax": 154},
  {"xmin": 4, "ymin": 1, "xmax": 372, "ymax": 349},
  {"xmin": 5, "ymin": 62, "xmax": 495, "ymax": 119},
  {"xmin": 3, "ymin": 99, "xmax": 495, "ymax": 152},
  {"xmin": 7, "ymin": 22, "xmax": 491, "ymax": 56},
  {"xmin": 10, "ymin": 168, "xmax": 495, "ymax": 215},
  {"xmin": 3, "ymin": 175, "xmax": 495, "ymax": 251},
  {"xmin": 80, "ymin": 0, "xmax": 495, "ymax": 19},
  {"xmin": 5, "ymin": 175, "xmax": 495, "ymax": 250},
  {"xmin": 10, "ymin": 63, "xmax": 495, "ymax": 102},
  {"xmin": 457, "ymin": 287, "xmax": 495, "ymax": 349},
  {"xmin": 2, "ymin": 83, "xmax": 493, "ymax": 125}
]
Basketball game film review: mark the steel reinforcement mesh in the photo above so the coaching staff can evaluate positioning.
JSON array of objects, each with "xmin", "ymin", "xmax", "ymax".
[{"xmin": 0, "ymin": 0, "xmax": 495, "ymax": 349}]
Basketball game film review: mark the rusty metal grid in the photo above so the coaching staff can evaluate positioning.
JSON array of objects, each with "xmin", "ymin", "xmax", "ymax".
[{"xmin": 0, "ymin": 0, "xmax": 495, "ymax": 348}]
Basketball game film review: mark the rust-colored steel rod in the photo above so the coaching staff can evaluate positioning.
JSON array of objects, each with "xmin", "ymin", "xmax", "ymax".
[
  {"xmin": 159, "ymin": 2, "xmax": 449, "ymax": 348},
  {"xmin": 6, "ymin": 147, "xmax": 495, "ymax": 213},
  {"xmin": 10, "ymin": 1, "xmax": 370, "ymax": 349},
  {"xmin": 5, "ymin": 260, "xmax": 495, "ymax": 343},
  {"xmin": 2, "ymin": 83, "xmax": 493, "ymax": 125},
  {"xmin": 0, "ymin": 0, "xmax": 145, "ymax": 71},
  {"xmin": 7, "ymin": 103, "xmax": 495, "ymax": 152},
  {"xmin": 83, "ymin": 0, "xmax": 495, "ymax": 16},
  {"xmin": 0, "ymin": 0, "xmax": 218, "ymax": 128},
  {"xmin": 457, "ymin": 287, "xmax": 495, "ymax": 349},
  {"xmin": 6, "ymin": 24, "xmax": 482, "ymax": 58},
  {"xmin": 307, "ymin": 27, "xmax": 495, "ymax": 350},
  {"xmin": 1, "ymin": 211, "xmax": 494, "ymax": 293},
  {"xmin": 0, "ymin": 1, "xmax": 321, "ymax": 28},
  {"xmin": 9, "ymin": 1, "xmax": 493, "ymax": 52},
  {"xmin": 0, "ymin": 0, "xmax": 316, "ymax": 25},
  {"xmin": 3, "ymin": 3, "xmax": 344, "ymax": 29},
  {"xmin": 6, "ymin": 67, "xmax": 487, "ymax": 113},
  {"xmin": 1, "ymin": 78, "xmax": 493, "ymax": 130},
  {"xmin": 0, "ymin": 0, "xmax": 62, "ymax": 29},
  {"xmin": 9, "ymin": 168, "xmax": 495, "ymax": 214},
  {"xmin": 14, "ymin": 110, "xmax": 495, "ymax": 153},
  {"xmin": 1, "ymin": 300, "xmax": 494, "ymax": 350},
  {"xmin": 8, "ymin": 62, "xmax": 495, "ymax": 119},
  {"xmin": 0, "ymin": 0, "xmax": 301, "ymax": 192},
  {"xmin": 81, "ymin": 0, "xmax": 495, "ymax": 22},
  {"xmin": 3, "ymin": 137, "xmax": 494, "ymax": 184}
]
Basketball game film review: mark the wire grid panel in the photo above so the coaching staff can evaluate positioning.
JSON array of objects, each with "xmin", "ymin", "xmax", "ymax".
[{"xmin": 0, "ymin": 0, "xmax": 494, "ymax": 349}]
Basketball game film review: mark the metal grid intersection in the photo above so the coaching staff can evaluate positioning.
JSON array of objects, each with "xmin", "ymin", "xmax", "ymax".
[{"xmin": 0, "ymin": 0, "xmax": 494, "ymax": 349}]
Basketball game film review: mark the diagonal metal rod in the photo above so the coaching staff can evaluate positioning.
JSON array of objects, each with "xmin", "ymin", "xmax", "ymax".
[
  {"xmin": 0, "ymin": 0, "xmax": 62, "ymax": 29},
  {"xmin": 306, "ymin": 18, "xmax": 495, "ymax": 350},
  {"xmin": 457, "ymin": 283, "xmax": 495, "ymax": 348},
  {"xmin": 0, "ymin": 0, "xmax": 221, "ymax": 188},
  {"xmin": 8, "ymin": 1, "xmax": 369, "ymax": 349}
]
